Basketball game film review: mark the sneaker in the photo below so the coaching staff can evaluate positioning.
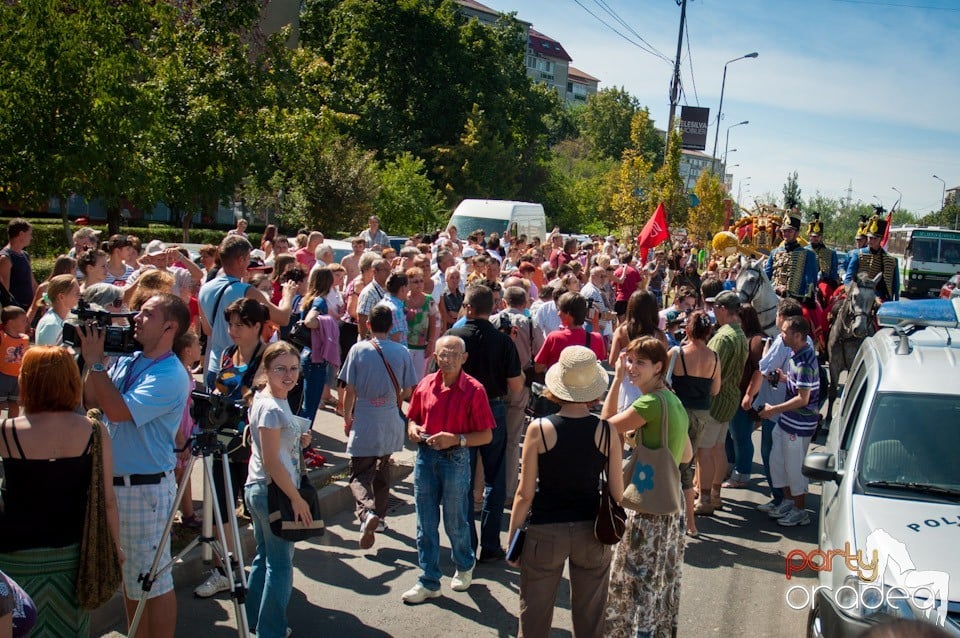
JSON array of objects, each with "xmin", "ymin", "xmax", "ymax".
[
  {"xmin": 450, "ymin": 567, "xmax": 474, "ymax": 592},
  {"xmin": 777, "ymin": 507, "xmax": 811, "ymax": 527},
  {"xmin": 194, "ymin": 570, "xmax": 230, "ymax": 598},
  {"xmin": 768, "ymin": 500, "xmax": 795, "ymax": 519},
  {"xmin": 377, "ymin": 519, "xmax": 387, "ymax": 533},
  {"xmin": 757, "ymin": 499, "xmax": 780, "ymax": 513},
  {"xmin": 359, "ymin": 513, "xmax": 380, "ymax": 550},
  {"xmin": 401, "ymin": 583, "xmax": 441, "ymax": 604}
]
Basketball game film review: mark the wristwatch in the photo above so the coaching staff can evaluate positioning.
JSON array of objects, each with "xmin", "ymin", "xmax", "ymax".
[
  {"xmin": 89, "ymin": 362, "xmax": 107, "ymax": 373},
  {"xmin": 459, "ymin": 434, "xmax": 467, "ymax": 448}
]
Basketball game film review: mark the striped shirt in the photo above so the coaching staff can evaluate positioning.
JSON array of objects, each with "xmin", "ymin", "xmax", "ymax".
[{"xmin": 779, "ymin": 344, "xmax": 820, "ymax": 436}]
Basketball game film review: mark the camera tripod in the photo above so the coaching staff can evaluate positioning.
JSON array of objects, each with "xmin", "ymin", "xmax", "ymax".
[{"xmin": 127, "ymin": 431, "xmax": 251, "ymax": 637}]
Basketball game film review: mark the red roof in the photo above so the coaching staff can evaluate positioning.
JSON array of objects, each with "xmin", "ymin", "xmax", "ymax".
[
  {"xmin": 528, "ymin": 28, "xmax": 572, "ymax": 62},
  {"xmin": 567, "ymin": 65, "xmax": 599, "ymax": 83}
]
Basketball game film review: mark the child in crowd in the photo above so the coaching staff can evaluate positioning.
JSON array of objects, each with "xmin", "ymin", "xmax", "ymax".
[
  {"xmin": 0, "ymin": 306, "xmax": 29, "ymax": 417},
  {"xmin": 174, "ymin": 329, "xmax": 203, "ymax": 528}
]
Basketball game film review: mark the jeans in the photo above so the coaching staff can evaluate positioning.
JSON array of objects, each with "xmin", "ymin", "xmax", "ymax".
[
  {"xmin": 244, "ymin": 481, "xmax": 295, "ymax": 638},
  {"xmin": 298, "ymin": 352, "xmax": 327, "ymax": 421},
  {"xmin": 469, "ymin": 399, "xmax": 507, "ymax": 553},
  {"xmin": 760, "ymin": 419, "xmax": 785, "ymax": 503},
  {"xmin": 414, "ymin": 445, "xmax": 475, "ymax": 591},
  {"xmin": 728, "ymin": 407, "xmax": 756, "ymax": 476}
]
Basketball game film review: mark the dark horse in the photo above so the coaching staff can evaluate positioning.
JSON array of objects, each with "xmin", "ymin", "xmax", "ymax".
[{"xmin": 825, "ymin": 273, "xmax": 879, "ymax": 421}]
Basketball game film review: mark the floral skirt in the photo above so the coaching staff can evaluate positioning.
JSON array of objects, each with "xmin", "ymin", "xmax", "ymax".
[{"xmin": 603, "ymin": 510, "xmax": 685, "ymax": 638}]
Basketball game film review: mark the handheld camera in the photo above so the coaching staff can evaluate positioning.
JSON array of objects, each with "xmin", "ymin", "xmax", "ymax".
[{"xmin": 62, "ymin": 299, "xmax": 140, "ymax": 355}]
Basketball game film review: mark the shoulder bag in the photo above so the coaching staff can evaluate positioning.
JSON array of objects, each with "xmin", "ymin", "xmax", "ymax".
[
  {"xmin": 267, "ymin": 450, "xmax": 325, "ymax": 541},
  {"xmin": 76, "ymin": 412, "xmax": 123, "ymax": 609},
  {"xmin": 621, "ymin": 391, "xmax": 683, "ymax": 516},
  {"xmin": 595, "ymin": 419, "xmax": 627, "ymax": 544},
  {"xmin": 371, "ymin": 339, "xmax": 405, "ymax": 422},
  {"xmin": 522, "ymin": 319, "xmax": 544, "ymax": 387}
]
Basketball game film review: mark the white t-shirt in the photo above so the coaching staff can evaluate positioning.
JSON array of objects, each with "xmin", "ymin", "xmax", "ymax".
[{"xmin": 246, "ymin": 392, "xmax": 301, "ymax": 487}]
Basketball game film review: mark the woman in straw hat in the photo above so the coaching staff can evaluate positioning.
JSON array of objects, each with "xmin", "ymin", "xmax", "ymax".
[
  {"xmin": 600, "ymin": 336, "xmax": 693, "ymax": 638},
  {"xmin": 507, "ymin": 345, "xmax": 623, "ymax": 638}
]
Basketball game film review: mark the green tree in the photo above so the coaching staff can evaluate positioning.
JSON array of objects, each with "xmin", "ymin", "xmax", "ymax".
[
  {"xmin": 689, "ymin": 170, "xmax": 726, "ymax": 242},
  {"xmin": 783, "ymin": 171, "xmax": 803, "ymax": 210},
  {"xmin": 580, "ymin": 87, "xmax": 639, "ymax": 161},
  {"xmin": 375, "ymin": 153, "xmax": 447, "ymax": 236},
  {"xmin": 537, "ymin": 137, "xmax": 616, "ymax": 232},
  {"xmin": 609, "ymin": 111, "xmax": 656, "ymax": 230},
  {"xmin": 0, "ymin": 0, "xmax": 157, "ymax": 240},
  {"xmin": 649, "ymin": 128, "xmax": 688, "ymax": 229}
]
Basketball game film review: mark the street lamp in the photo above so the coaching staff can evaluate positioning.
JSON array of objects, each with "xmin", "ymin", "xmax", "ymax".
[
  {"xmin": 933, "ymin": 174, "xmax": 946, "ymax": 209},
  {"xmin": 737, "ymin": 177, "xmax": 751, "ymax": 206},
  {"xmin": 723, "ymin": 120, "xmax": 748, "ymax": 170},
  {"xmin": 711, "ymin": 52, "xmax": 759, "ymax": 173},
  {"xmin": 891, "ymin": 186, "xmax": 902, "ymax": 210}
]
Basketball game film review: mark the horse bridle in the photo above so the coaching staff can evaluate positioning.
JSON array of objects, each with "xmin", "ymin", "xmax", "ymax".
[{"xmin": 740, "ymin": 265, "xmax": 778, "ymax": 318}]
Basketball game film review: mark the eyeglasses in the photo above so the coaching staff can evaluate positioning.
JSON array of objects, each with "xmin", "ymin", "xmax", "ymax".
[
  {"xmin": 270, "ymin": 365, "xmax": 300, "ymax": 375},
  {"xmin": 435, "ymin": 351, "xmax": 464, "ymax": 361}
]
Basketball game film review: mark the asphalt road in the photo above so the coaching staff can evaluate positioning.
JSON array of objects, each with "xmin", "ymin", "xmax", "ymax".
[{"xmin": 98, "ymin": 429, "xmax": 820, "ymax": 637}]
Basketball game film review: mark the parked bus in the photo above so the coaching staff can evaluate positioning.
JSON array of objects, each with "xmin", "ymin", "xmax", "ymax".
[{"xmin": 885, "ymin": 226, "xmax": 960, "ymax": 297}]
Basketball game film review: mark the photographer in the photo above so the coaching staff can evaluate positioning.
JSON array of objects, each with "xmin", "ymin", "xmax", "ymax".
[{"xmin": 79, "ymin": 293, "xmax": 191, "ymax": 638}]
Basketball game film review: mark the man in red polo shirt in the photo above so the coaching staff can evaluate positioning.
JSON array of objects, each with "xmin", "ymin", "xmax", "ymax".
[
  {"xmin": 611, "ymin": 251, "xmax": 642, "ymax": 319},
  {"xmin": 401, "ymin": 335, "xmax": 494, "ymax": 604},
  {"xmin": 534, "ymin": 292, "xmax": 607, "ymax": 372}
]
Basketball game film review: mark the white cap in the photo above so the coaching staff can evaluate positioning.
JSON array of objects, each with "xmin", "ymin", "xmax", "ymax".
[
  {"xmin": 145, "ymin": 240, "xmax": 167, "ymax": 256},
  {"xmin": 462, "ymin": 246, "xmax": 478, "ymax": 258}
]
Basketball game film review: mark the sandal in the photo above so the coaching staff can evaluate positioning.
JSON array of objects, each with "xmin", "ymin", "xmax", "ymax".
[
  {"xmin": 181, "ymin": 514, "xmax": 202, "ymax": 528},
  {"xmin": 693, "ymin": 500, "xmax": 715, "ymax": 516}
]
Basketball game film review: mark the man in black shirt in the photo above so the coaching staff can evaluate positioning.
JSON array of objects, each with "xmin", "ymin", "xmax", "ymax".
[{"xmin": 446, "ymin": 285, "xmax": 523, "ymax": 561}]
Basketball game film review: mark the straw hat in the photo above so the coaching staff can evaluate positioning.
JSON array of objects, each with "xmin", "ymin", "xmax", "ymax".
[{"xmin": 544, "ymin": 346, "xmax": 609, "ymax": 404}]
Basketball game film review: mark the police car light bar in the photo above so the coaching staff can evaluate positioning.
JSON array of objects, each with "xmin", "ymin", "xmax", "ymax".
[{"xmin": 877, "ymin": 297, "xmax": 960, "ymax": 329}]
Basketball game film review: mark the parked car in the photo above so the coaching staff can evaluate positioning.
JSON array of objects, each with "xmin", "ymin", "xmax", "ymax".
[
  {"xmin": 802, "ymin": 298, "xmax": 960, "ymax": 637},
  {"xmin": 939, "ymin": 273, "xmax": 960, "ymax": 299}
]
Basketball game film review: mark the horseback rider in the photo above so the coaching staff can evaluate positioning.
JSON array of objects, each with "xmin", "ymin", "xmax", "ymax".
[
  {"xmin": 844, "ymin": 211, "xmax": 901, "ymax": 302},
  {"xmin": 850, "ymin": 214, "xmax": 869, "ymax": 258},
  {"xmin": 764, "ymin": 210, "xmax": 819, "ymax": 302},
  {"xmin": 806, "ymin": 213, "xmax": 839, "ymax": 302}
]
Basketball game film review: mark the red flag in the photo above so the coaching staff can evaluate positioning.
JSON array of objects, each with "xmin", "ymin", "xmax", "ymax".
[
  {"xmin": 881, "ymin": 210, "xmax": 893, "ymax": 247},
  {"xmin": 636, "ymin": 202, "xmax": 670, "ymax": 263}
]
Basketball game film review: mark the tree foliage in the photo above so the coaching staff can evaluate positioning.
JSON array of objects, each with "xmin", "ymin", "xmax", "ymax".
[
  {"xmin": 649, "ymin": 129, "xmax": 688, "ymax": 229},
  {"xmin": 783, "ymin": 171, "xmax": 803, "ymax": 210},
  {"xmin": 689, "ymin": 170, "xmax": 726, "ymax": 242},
  {"xmin": 609, "ymin": 111, "xmax": 656, "ymax": 231},
  {"xmin": 375, "ymin": 153, "xmax": 446, "ymax": 236}
]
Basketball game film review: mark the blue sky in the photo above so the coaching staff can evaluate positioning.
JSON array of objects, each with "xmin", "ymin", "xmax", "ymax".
[{"xmin": 479, "ymin": 0, "xmax": 960, "ymax": 217}]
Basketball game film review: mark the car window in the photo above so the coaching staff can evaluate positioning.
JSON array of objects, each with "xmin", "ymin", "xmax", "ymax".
[
  {"xmin": 836, "ymin": 362, "xmax": 867, "ymax": 468},
  {"xmin": 859, "ymin": 393, "xmax": 960, "ymax": 491}
]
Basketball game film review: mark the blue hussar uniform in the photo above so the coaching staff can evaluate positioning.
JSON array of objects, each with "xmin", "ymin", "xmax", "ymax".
[
  {"xmin": 765, "ymin": 212, "xmax": 819, "ymax": 301},
  {"xmin": 844, "ymin": 213, "xmax": 900, "ymax": 302},
  {"xmin": 847, "ymin": 214, "xmax": 869, "ymax": 265},
  {"xmin": 806, "ymin": 213, "xmax": 838, "ymax": 286}
]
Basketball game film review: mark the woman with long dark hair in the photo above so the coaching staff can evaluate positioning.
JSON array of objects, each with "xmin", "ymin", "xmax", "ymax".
[
  {"xmin": 608, "ymin": 289, "xmax": 667, "ymax": 367},
  {"xmin": 298, "ymin": 267, "xmax": 335, "ymax": 420},
  {"xmin": 723, "ymin": 304, "xmax": 766, "ymax": 489}
]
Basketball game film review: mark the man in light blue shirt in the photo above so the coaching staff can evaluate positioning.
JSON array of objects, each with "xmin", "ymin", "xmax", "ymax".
[{"xmin": 79, "ymin": 293, "xmax": 192, "ymax": 637}]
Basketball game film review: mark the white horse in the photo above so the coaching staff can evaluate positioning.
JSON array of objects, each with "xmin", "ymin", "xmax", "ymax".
[{"xmin": 735, "ymin": 258, "xmax": 779, "ymax": 338}]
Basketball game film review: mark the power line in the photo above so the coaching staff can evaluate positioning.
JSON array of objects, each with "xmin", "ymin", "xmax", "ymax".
[
  {"xmin": 591, "ymin": 0, "xmax": 674, "ymax": 63},
  {"xmin": 829, "ymin": 0, "xmax": 960, "ymax": 10},
  {"xmin": 683, "ymin": 11, "xmax": 699, "ymax": 105},
  {"xmin": 569, "ymin": 0, "xmax": 674, "ymax": 65}
]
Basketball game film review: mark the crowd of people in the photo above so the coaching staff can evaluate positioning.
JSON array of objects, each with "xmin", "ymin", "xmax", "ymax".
[{"xmin": 0, "ymin": 206, "xmax": 901, "ymax": 637}]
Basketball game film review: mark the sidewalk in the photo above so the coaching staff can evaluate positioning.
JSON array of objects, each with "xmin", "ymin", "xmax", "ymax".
[{"xmin": 92, "ymin": 400, "xmax": 416, "ymax": 636}]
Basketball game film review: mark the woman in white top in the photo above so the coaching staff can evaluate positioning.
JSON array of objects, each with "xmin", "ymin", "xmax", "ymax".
[
  {"xmin": 244, "ymin": 341, "xmax": 312, "ymax": 638},
  {"xmin": 34, "ymin": 275, "xmax": 80, "ymax": 346}
]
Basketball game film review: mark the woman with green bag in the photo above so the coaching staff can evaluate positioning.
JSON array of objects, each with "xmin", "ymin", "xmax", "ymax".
[{"xmin": 600, "ymin": 336, "xmax": 693, "ymax": 638}]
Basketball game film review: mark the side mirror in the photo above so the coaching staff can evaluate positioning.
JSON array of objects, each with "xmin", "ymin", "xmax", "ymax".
[{"xmin": 802, "ymin": 452, "xmax": 844, "ymax": 485}]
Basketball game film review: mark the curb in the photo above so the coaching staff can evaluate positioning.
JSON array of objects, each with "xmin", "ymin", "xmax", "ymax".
[{"xmin": 90, "ymin": 449, "xmax": 416, "ymax": 636}]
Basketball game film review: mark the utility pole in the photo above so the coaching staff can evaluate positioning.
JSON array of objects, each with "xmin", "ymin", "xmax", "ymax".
[{"xmin": 665, "ymin": 0, "xmax": 687, "ymax": 156}]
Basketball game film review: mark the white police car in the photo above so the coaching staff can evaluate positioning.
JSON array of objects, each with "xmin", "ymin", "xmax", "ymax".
[{"xmin": 802, "ymin": 298, "xmax": 960, "ymax": 637}]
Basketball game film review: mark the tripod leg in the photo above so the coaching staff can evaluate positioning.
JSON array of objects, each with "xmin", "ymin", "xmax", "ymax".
[
  {"xmin": 203, "ymin": 454, "xmax": 251, "ymax": 637},
  {"xmin": 127, "ymin": 455, "xmax": 195, "ymax": 637}
]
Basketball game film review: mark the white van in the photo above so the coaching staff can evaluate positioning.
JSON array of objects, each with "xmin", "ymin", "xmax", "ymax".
[{"xmin": 447, "ymin": 199, "xmax": 547, "ymax": 243}]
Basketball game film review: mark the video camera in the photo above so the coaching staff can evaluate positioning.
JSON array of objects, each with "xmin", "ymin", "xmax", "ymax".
[
  {"xmin": 62, "ymin": 299, "xmax": 140, "ymax": 356},
  {"xmin": 190, "ymin": 391, "xmax": 246, "ymax": 434}
]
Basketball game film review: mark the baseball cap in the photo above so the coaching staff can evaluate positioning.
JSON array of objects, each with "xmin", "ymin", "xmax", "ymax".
[
  {"xmin": 462, "ymin": 246, "xmax": 478, "ymax": 258},
  {"xmin": 145, "ymin": 240, "xmax": 167, "ymax": 256},
  {"xmin": 705, "ymin": 290, "xmax": 742, "ymax": 309},
  {"xmin": 664, "ymin": 309, "xmax": 683, "ymax": 325}
]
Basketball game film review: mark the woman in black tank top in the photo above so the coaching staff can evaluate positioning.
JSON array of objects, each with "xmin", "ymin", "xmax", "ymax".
[
  {"xmin": 507, "ymin": 346, "xmax": 623, "ymax": 638},
  {"xmin": 668, "ymin": 310, "xmax": 720, "ymax": 533},
  {"xmin": 0, "ymin": 346, "xmax": 120, "ymax": 636}
]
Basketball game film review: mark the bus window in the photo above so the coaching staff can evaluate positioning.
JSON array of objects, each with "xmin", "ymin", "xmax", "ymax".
[
  {"xmin": 941, "ymin": 239, "xmax": 960, "ymax": 264},
  {"xmin": 910, "ymin": 238, "xmax": 937, "ymax": 263}
]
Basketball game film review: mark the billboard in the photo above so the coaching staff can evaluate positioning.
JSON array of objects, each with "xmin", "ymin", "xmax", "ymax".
[{"xmin": 679, "ymin": 106, "xmax": 710, "ymax": 151}]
